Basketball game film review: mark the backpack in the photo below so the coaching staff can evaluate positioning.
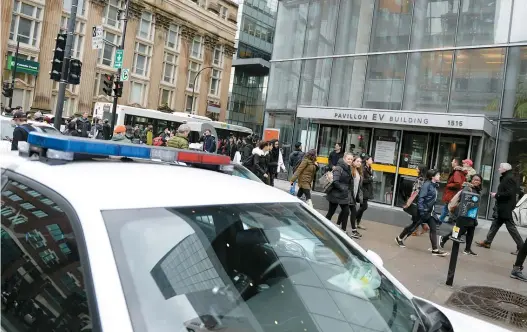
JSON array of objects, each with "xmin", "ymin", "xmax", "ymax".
[
  {"xmin": 242, "ymin": 154, "xmax": 255, "ymax": 168},
  {"xmin": 513, "ymin": 194, "xmax": 527, "ymax": 227}
]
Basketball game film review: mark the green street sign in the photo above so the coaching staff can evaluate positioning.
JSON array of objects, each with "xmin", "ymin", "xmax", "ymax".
[
  {"xmin": 6, "ymin": 56, "xmax": 40, "ymax": 76},
  {"xmin": 114, "ymin": 49, "xmax": 123, "ymax": 69}
]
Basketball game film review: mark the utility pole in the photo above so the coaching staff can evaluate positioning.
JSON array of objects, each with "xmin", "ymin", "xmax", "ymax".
[
  {"xmin": 54, "ymin": 0, "xmax": 78, "ymax": 130},
  {"xmin": 8, "ymin": 40, "xmax": 20, "ymax": 109},
  {"xmin": 110, "ymin": 0, "xmax": 130, "ymax": 134},
  {"xmin": 191, "ymin": 66, "xmax": 213, "ymax": 115}
]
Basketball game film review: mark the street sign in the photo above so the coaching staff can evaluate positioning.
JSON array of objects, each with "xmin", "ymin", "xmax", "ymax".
[
  {"xmin": 91, "ymin": 25, "xmax": 103, "ymax": 50},
  {"xmin": 6, "ymin": 56, "xmax": 39, "ymax": 76},
  {"xmin": 114, "ymin": 49, "xmax": 123, "ymax": 69},
  {"xmin": 120, "ymin": 68, "xmax": 129, "ymax": 81}
]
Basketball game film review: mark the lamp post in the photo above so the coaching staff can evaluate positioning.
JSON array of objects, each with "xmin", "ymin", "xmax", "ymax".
[{"xmin": 191, "ymin": 66, "xmax": 213, "ymax": 115}]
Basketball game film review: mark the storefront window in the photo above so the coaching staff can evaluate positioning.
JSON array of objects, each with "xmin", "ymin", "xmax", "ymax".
[
  {"xmin": 317, "ymin": 125, "xmax": 344, "ymax": 159},
  {"xmin": 371, "ymin": 129, "xmax": 401, "ymax": 205},
  {"xmin": 345, "ymin": 127, "xmax": 371, "ymax": 156}
]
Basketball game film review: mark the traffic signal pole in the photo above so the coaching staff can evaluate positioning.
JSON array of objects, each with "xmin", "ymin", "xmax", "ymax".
[
  {"xmin": 54, "ymin": 0, "xmax": 78, "ymax": 130},
  {"xmin": 8, "ymin": 40, "xmax": 20, "ymax": 109},
  {"xmin": 110, "ymin": 0, "xmax": 130, "ymax": 135}
]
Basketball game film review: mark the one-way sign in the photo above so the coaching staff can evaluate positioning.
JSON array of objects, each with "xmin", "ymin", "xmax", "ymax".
[{"xmin": 92, "ymin": 25, "xmax": 103, "ymax": 50}]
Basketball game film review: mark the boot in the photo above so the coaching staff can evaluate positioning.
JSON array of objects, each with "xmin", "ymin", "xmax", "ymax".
[
  {"xmin": 511, "ymin": 266, "xmax": 527, "ymax": 282},
  {"xmin": 306, "ymin": 199, "xmax": 313, "ymax": 207}
]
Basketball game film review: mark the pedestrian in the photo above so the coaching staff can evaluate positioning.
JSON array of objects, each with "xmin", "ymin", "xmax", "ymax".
[
  {"xmin": 325, "ymin": 153, "xmax": 352, "ymax": 235},
  {"xmin": 328, "ymin": 143, "xmax": 344, "ymax": 170},
  {"xmin": 64, "ymin": 120, "xmax": 79, "ymax": 136},
  {"xmin": 240, "ymin": 136, "xmax": 254, "ymax": 162},
  {"xmin": 76, "ymin": 111, "xmax": 91, "ymax": 138},
  {"xmin": 290, "ymin": 149, "xmax": 318, "ymax": 207},
  {"xmin": 10, "ymin": 110, "xmax": 35, "ymax": 151},
  {"xmin": 145, "ymin": 124, "xmax": 153, "ymax": 145},
  {"xmin": 347, "ymin": 154, "xmax": 364, "ymax": 239},
  {"xmin": 356, "ymin": 153, "xmax": 373, "ymax": 230},
  {"xmin": 33, "ymin": 111, "xmax": 44, "ymax": 122},
  {"xmin": 102, "ymin": 119, "xmax": 111, "ymax": 140},
  {"xmin": 288, "ymin": 142, "xmax": 305, "ymax": 195},
  {"xmin": 111, "ymin": 125, "xmax": 131, "ymax": 143},
  {"xmin": 250, "ymin": 141, "xmax": 270, "ymax": 184},
  {"xmin": 439, "ymin": 157, "xmax": 466, "ymax": 224},
  {"xmin": 439, "ymin": 174, "xmax": 483, "ymax": 256},
  {"xmin": 462, "ymin": 159, "xmax": 476, "ymax": 183},
  {"xmin": 268, "ymin": 139, "xmax": 281, "ymax": 187},
  {"xmin": 476, "ymin": 163, "xmax": 524, "ymax": 254},
  {"xmin": 511, "ymin": 240, "xmax": 527, "ymax": 281},
  {"xmin": 396, "ymin": 165, "xmax": 429, "ymax": 242},
  {"xmin": 396, "ymin": 169, "xmax": 448, "ymax": 257},
  {"xmin": 167, "ymin": 124, "xmax": 190, "ymax": 149},
  {"xmin": 201, "ymin": 129, "xmax": 217, "ymax": 153}
]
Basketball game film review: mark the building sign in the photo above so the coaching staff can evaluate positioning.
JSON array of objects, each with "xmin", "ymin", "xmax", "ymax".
[
  {"xmin": 297, "ymin": 106, "xmax": 494, "ymax": 135},
  {"xmin": 6, "ymin": 56, "xmax": 39, "ymax": 76}
]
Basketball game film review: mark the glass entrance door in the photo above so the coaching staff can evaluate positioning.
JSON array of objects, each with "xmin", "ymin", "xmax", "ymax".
[{"xmin": 434, "ymin": 134, "xmax": 470, "ymax": 203}]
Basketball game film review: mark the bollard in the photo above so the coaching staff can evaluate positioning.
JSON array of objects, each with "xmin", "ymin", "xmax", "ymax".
[{"xmin": 446, "ymin": 230, "xmax": 466, "ymax": 286}]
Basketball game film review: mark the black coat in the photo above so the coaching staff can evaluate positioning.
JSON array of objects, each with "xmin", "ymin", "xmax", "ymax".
[
  {"xmin": 326, "ymin": 159, "xmax": 351, "ymax": 205},
  {"xmin": 268, "ymin": 147, "xmax": 280, "ymax": 174},
  {"xmin": 252, "ymin": 151, "xmax": 269, "ymax": 181},
  {"xmin": 328, "ymin": 150, "xmax": 344, "ymax": 169},
  {"xmin": 362, "ymin": 164, "xmax": 374, "ymax": 200},
  {"xmin": 241, "ymin": 143, "xmax": 253, "ymax": 161},
  {"xmin": 495, "ymin": 170, "xmax": 520, "ymax": 219}
]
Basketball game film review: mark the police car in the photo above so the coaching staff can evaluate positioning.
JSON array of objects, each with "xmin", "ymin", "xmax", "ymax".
[{"xmin": 0, "ymin": 133, "xmax": 509, "ymax": 332}]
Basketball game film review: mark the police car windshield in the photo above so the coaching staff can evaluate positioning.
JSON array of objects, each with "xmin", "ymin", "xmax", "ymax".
[{"xmin": 102, "ymin": 203, "xmax": 421, "ymax": 332}]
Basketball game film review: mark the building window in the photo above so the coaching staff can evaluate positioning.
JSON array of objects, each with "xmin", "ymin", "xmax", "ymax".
[
  {"xmin": 138, "ymin": 12, "xmax": 154, "ymax": 40},
  {"xmin": 219, "ymin": 5, "xmax": 228, "ymax": 19},
  {"xmin": 47, "ymin": 224, "xmax": 65, "ymax": 242},
  {"xmin": 52, "ymin": 95, "xmax": 77, "ymax": 117},
  {"xmin": 186, "ymin": 95, "xmax": 197, "ymax": 113},
  {"xmin": 10, "ymin": 0, "xmax": 43, "ymax": 47},
  {"xmin": 60, "ymin": 17, "xmax": 86, "ymax": 60},
  {"xmin": 163, "ymin": 52, "xmax": 177, "ymax": 84},
  {"xmin": 104, "ymin": 0, "xmax": 123, "ymax": 29},
  {"xmin": 98, "ymin": 31, "xmax": 121, "ymax": 66},
  {"xmin": 165, "ymin": 24, "xmax": 180, "ymax": 51},
  {"xmin": 209, "ymin": 69, "xmax": 221, "ymax": 96},
  {"xmin": 130, "ymin": 81, "xmax": 147, "ymax": 105},
  {"xmin": 187, "ymin": 61, "xmax": 201, "ymax": 90},
  {"xmin": 159, "ymin": 88, "xmax": 174, "ymax": 108},
  {"xmin": 213, "ymin": 45, "xmax": 224, "ymax": 67},
  {"xmin": 39, "ymin": 249, "xmax": 59, "ymax": 265},
  {"xmin": 63, "ymin": 0, "xmax": 87, "ymax": 16},
  {"xmin": 133, "ymin": 42, "xmax": 152, "ymax": 77},
  {"xmin": 27, "ymin": 230, "xmax": 46, "ymax": 249},
  {"xmin": 191, "ymin": 36, "xmax": 203, "ymax": 59}
]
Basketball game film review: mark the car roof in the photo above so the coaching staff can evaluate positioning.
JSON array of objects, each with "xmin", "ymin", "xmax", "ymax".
[{"xmin": 1, "ymin": 151, "xmax": 298, "ymax": 211}]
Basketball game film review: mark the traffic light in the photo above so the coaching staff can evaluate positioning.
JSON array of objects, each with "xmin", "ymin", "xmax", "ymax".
[
  {"xmin": 67, "ymin": 59, "xmax": 82, "ymax": 85},
  {"xmin": 2, "ymin": 82, "xmax": 13, "ymax": 98},
  {"xmin": 103, "ymin": 74, "xmax": 114, "ymax": 96},
  {"xmin": 113, "ymin": 80, "xmax": 123, "ymax": 98},
  {"xmin": 50, "ymin": 33, "xmax": 67, "ymax": 81}
]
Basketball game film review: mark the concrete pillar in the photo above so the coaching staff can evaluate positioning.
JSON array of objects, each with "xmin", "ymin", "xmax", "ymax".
[
  {"xmin": 219, "ymin": 51, "xmax": 233, "ymax": 121},
  {"xmin": 501, "ymin": 47, "xmax": 522, "ymax": 118},
  {"xmin": 32, "ymin": 0, "xmax": 63, "ymax": 112}
]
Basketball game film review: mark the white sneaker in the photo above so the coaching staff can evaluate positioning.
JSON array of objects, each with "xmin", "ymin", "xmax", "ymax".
[{"xmin": 306, "ymin": 199, "xmax": 313, "ymax": 207}]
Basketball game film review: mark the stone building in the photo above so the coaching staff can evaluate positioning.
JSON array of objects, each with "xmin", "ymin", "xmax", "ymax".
[{"xmin": 1, "ymin": 0, "xmax": 238, "ymax": 120}]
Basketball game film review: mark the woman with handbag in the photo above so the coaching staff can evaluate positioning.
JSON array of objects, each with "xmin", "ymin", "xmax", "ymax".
[
  {"xmin": 290, "ymin": 149, "xmax": 318, "ymax": 207},
  {"xmin": 347, "ymin": 154, "xmax": 365, "ymax": 239},
  {"xmin": 438, "ymin": 174, "xmax": 483, "ymax": 256},
  {"xmin": 325, "ymin": 153, "xmax": 353, "ymax": 232}
]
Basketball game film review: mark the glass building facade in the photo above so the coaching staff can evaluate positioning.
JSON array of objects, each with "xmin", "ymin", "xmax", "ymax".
[
  {"xmin": 265, "ymin": 0, "xmax": 527, "ymax": 218},
  {"xmin": 226, "ymin": 0, "xmax": 278, "ymax": 135}
]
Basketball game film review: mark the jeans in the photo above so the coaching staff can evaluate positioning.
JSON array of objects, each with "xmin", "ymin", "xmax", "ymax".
[
  {"xmin": 514, "ymin": 237, "xmax": 527, "ymax": 267},
  {"xmin": 484, "ymin": 217, "xmax": 524, "ymax": 251},
  {"xmin": 326, "ymin": 203, "xmax": 350, "ymax": 231},
  {"xmin": 441, "ymin": 226, "xmax": 475, "ymax": 251},
  {"xmin": 297, "ymin": 188, "xmax": 311, "ymax": 200},
  {"xmin": 356, "ymin": 199, "xmax": 368, "ymax": 225}
]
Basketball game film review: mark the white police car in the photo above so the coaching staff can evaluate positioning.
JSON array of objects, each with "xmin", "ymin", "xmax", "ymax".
[{"xmin": 0, "ymin": 133, "xmax": 510, "ymax": 332}]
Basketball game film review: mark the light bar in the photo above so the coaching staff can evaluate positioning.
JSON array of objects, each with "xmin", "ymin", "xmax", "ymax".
[{"xmin": 26, "ymin": 132, "xmax": 232, "ymax": 166}]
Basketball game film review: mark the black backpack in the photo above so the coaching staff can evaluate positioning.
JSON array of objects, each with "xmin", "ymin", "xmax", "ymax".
[{"xmin": 242, "ymin": 154, "xmax": 255, "ymax": 168}]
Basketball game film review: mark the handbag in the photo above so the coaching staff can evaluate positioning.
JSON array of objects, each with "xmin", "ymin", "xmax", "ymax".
[
  {"xmin": 318, "ymin": 171, "xmax": 334, "ymax": 193},
  {"xmin": 513, "ymin": 194, "xmax": 527, "ymax": 227}
]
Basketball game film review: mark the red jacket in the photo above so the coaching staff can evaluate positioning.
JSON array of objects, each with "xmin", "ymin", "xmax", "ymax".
[{"xmin": 442, "ymin": 167, "xmax": 466, "ymax": 203}]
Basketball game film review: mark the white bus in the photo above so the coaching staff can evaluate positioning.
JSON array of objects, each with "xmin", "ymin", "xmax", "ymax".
[{"xmin": 92, "ymin": 102, "xmax": 252, "ymax": 141}]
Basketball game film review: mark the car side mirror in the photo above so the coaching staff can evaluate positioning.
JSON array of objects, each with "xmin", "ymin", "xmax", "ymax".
[{"xmin": 366, "ymin": 250, "xmax": 384, "ymax": 267}]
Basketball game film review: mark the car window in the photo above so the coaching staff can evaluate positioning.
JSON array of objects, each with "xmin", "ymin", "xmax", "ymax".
[
  {"xmin": 1, "ymin": 120, "xmax": 15, "ymax": 140},
  {"xmin": 1, "ymin": 178, "xmax": 95, "ymax": 331},
  {"xmin": 37, "ymin": 126, "xmax": 60, "ymax": 135},
  {"xmin": 102, "ymin": 203, "xmax": 422, "ymax": 332},
  {"xmin": 231, "ymin": 165, "xmax": 263, "ymax": 182}
]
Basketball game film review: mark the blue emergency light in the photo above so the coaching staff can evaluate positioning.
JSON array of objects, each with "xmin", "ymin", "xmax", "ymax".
[{"xmin": 25, "ymin": 132, "xmax": 231, "ymax": 165}]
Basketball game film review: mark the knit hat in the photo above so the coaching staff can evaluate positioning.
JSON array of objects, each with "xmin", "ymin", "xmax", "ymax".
[
  {"xmin": 462, "ymin": 159, "xmax": 473, "ymax": 167},
  {"xmin": 500, "ymin": 163, "xmax": 512, "ymax": 171},
  {"xmin": 114, "ymin": 125, "xmax": 126, "ymax": 133}
]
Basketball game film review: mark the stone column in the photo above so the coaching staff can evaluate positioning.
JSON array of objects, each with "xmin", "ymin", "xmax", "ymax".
[
  {"xmin": 174, "ymin": 24, "xmax": 197, "ymax": 113},
  {"xmin": 78, "ymin": 0, "xmax": 106, "ymax": 115},
  {"xmin": 198, "ymin": 34, "xmax": 218, "ymax": 116},
  {"xmin": 219, "ymin": 44, "xmax": 235, "ymax": 122},
  {"xmin": 32, "ymin": 0, "xmax": 63, "ymax": 112},
  {"xmin": 146, "ymin": 12, "xmax": 171, "ymax": 110},
  {"xmin": 120, "ymin": 1, "xmax": 142, "ymax": 104}
]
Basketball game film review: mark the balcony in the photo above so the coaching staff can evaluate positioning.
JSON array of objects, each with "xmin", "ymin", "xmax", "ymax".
[
  {"xmin": 228, "ymin": 13, "xmax": 237, "ymax": 24},
  {"xmin": 207, "ymin": 2, "xmax": 220, "ymax": 14}
]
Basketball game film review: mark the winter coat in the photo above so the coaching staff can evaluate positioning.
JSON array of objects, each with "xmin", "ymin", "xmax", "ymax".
[
  {"xmin": 251, "ymin": 147, "xmax": 269, "ymax": 181},
  {"xmin": 326, "ymin": 159, "xmax": 351, "ymax": 205},
  {"xmin": 202, "ymin": 135, "xmax": 217, "ymax": 153},
  {"xmin": 495, "ymin": 170, "xmax": 520, "ymax": 220},
  {"xmin": 111, "ymin": 133, "xmax": 131, "ymax": 143},
  {"xmin": 328, "ymin": 150, "xmax": 344, "ymax": 169},
  {"xmin": 349, "ymin": 171, "xmax": 364, "ymax": 206},
  {"xmin": 290, "ymin": 156, "xmax": 318, "ymax": 189},
  {"xmin": 362, "ymin": 164, "xmax": 374, "ymax": 200},
  {"xmin": 167, "ymin": 134, "xmax": 189, "ymax": 149},
  {"xmin": 418, "ymin": 180, "xmax": 439, "ymax": 218},
  {"xmin": 463, "ymin": 167, "xmax": 476, "ymax": 182},
  {"xmin": 269, "ymin": 146, "xmax": 280, "ymax": 174},
  {"xmin": 76, "ymin": 117, "xmax": 91, "ymax": 138},
  {"xmin": 289, "ymin": 150, "xmax": 305, "ymax": 171},
  {"xmin": 442, "ymin": 166, "xmax": 466, "ymax": 203},
  {"xmin": 102, "ymin": 123, "xmax": 111, "ymax": 140},
  {"xmin": 241, "ymin": 143, "xmax": 253, "ymax": 161}
]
